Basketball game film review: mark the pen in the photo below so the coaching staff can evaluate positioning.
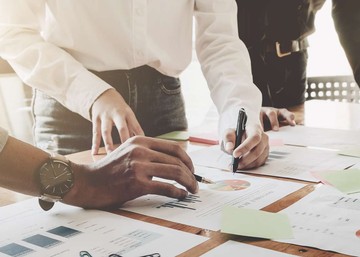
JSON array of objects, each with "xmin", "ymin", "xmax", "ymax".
[
  {"xmin": 194, "ymin": 174, "xmax": 214, "ymax": 184},
  {"xmin": 232, "ymin": 108, "xmax": 247, "ymax": 173}
]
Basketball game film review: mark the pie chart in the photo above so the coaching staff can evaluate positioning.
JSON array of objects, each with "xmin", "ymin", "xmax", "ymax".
[{"xmin": 209, "ymin": 179, "xmax": 250, "ymax": 191}]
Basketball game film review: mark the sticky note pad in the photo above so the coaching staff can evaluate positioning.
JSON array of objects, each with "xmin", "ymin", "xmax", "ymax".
[
  {"xmin": 156, "ymin": 131, "xmax": 189, "ymax": 141},
  {"xmin": 221, "ymin": 207, "xmax": 293, "ymax": 240},
  {"xmin": 338, "ymin": 147, "xmax": 360, "ymax": 158},
  {"xmin": 320, "ymin": 169, "xmax": 360, "ymax": 194}
]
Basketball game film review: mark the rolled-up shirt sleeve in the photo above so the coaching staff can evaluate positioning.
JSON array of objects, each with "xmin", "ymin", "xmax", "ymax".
[
  {"xmin": 0, "ymin": 127, "xmax": 9, "ymax": 154},
  {"xmin": 194, "ymin": 0, "xmax": 262, "ymax": 137},
  {"xmin": 0, "ymin": 0, "xmax": 112, "ymax": 120}
]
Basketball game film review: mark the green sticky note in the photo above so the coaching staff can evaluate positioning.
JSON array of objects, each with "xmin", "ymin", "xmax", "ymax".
[
  {"xmin": 322, "ymin": 169, "xmax": 360, "ymax": 194},
  {"xmin": 221, "ymin": 207, "xmax": 293, "ymax": 240},
  {"xmin": 338, "ymin": 147, "xmax": 360, "ymax": 158},
  {"xmin": 156, "ymin": 131, "xmax": 189, "ymax": 141}
]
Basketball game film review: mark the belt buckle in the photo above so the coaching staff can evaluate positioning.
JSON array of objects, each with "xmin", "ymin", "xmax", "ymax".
[{"xmin": 275, "ymin": 42, "xmax": 291, "ymax": 58}]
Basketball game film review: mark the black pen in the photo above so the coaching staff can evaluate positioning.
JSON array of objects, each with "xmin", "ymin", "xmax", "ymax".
[
  {"xmin": 232, "ymin": 108, "xmax": 247, "ymax": 173},
  {"xmin": 194, "ymin": 174, "xmax": 214, "ymax": 184}
]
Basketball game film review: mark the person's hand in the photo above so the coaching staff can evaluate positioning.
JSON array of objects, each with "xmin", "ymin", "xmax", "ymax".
[
  {"xmin": 64, "ymin": 136, "xmax": 198, "ymax": 209},
  {"xmin": 260, "ymin": 107, "xmax": 296, "ymax": 131},
  {"xmin": 222, "ymin": 123, "xmax": 269, "ymax": 170},
  {"xmin": 90, "ymin": 89, "xmax": 144, "ymax": 155}
]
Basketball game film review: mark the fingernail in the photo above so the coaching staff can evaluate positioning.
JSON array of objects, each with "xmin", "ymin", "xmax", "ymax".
[{"xmin": 273, "ymin": 125, "xmax": 279, "ymax": 131}]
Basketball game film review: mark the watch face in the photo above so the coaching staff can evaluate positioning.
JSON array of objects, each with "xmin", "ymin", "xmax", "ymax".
[{"xmin": 39, "ymin": 159, "xmax": 73, "ymax": 196}]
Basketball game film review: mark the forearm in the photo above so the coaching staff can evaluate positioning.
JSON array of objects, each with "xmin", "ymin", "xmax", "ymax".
[
  {"xmin": 195, "ymin": 0, "xmax": 262, "ymax": 137},
  {"xmin": 0, "ymin": 136, "xmax": 48, "ymax": 196}
]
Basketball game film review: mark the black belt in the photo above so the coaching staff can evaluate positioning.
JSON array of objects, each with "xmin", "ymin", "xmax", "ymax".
[{"xmin": 265, "ymin": 39, "xmax": 309, "ymax": 57}]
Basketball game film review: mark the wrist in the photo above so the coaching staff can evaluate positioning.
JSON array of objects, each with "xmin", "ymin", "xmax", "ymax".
[{"xmin": 61, "ymin": 162, "xmax": 87, "ymax": 207}]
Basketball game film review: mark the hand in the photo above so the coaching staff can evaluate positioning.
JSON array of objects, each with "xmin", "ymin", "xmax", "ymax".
[
  {"xmin": 64, "ymin": 136, "xmax": 198, "ymax": 209},
  {"xmin": 260, "ymin": 107, "xmax": 296, "ymax": 131},
  {"xmin": 222, "ymin": 123, "xmax": 269, "ymax": 170},
  {"xmin": 91, "ymin": 89, "xmax": 144, "ymax": 155}
]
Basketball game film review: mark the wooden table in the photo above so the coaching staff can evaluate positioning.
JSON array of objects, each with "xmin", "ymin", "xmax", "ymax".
[{"xmin": 1, "ymin": 99, "xmax": 359, "ymax": 257}]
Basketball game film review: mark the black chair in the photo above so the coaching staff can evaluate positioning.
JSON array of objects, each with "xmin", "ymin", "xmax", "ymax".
[{"xmin": 305, "ymin": 75, "xmax": 360, "ymax": 103}]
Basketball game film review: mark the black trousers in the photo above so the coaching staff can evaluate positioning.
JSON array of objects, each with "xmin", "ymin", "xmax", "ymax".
[{"xmin": 249, "ymin": 48, "xmax": 308, "ymax": 108}]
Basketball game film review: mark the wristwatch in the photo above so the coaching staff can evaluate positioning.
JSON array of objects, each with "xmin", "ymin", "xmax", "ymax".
[{"xmin": 37, "ymin": 153, "xmax": 74, "ymax": 211}]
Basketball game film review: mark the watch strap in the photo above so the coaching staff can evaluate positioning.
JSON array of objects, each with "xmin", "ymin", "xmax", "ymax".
[{"xmin": 50, "ymin": 152, "xmax": 69, "ymax": 163}]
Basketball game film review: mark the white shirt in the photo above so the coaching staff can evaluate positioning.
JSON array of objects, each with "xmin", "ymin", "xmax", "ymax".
[
  {"xmin": 0, "ymin": 0, "xmax": 261, "ymax": 136},
  {"xmin": 0, "ymin": 127, "xmax": 9, "ymax": 154}
]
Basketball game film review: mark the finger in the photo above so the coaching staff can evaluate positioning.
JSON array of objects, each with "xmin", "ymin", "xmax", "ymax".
[
  {"xmin": 101, "ymin": 119, "xmax": 115, "ymax": 153},
  {"xmin": 91, "ymin": 118, "xmax": 102, "ymax": 155},
  {"xmin": 278, "ymin": 108, "xmax": 296, "ymax": 126},
  {"xmin": 122, "ymin": 159, "xmax": 197, "ymax": 197},
  {"xmin": 266, "ymin": 109, "xmax": 280, "ymax": 131},
  {"xmin": 145, "ymin": 162, "xmax": 198, "ymax": 194},
  {"xmin": 238, "ymin": 139, "xmax": 269, "ymax": 170},
  {"xmin": 222, "ymin": 128, "xmax": 236, "ymax": 154},
  {"xmin": 128, "ymin": 115, "xmax": 145, "ymax": 136},
  {"xmin": 233, "ymin": 127, "xmax": 263, "ymax": 158},
  {"xmin": 139, "ymin": 143, "xmax": 196, "ymax": 184},
  {"xmin": 145, "ymin": 180, "xmax": 190, "ymax": 199},
  {"xmin": 113, "ymin": 116, "xmax": 130, "ymax": 143},
  {"xmin": 130, "ymin": 137, "xmax": 195, "ymax": 172}
]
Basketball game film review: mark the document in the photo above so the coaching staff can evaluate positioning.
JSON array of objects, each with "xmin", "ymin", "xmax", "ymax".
[
  {"xmin": 121, "ymin": 166, "xmax": 304, "ymax": 231},
  {"xmin": 200, "ymin": 240, "xmax": 299, "ymax": 257},
  {"xmin": 277, "ymin": 185, "xmax": 360, "ymax": 256},
  {"xmin": 0, "ymin": 199, "xmax": 207, "ymax": 257},
  {"xmin": 190, "ymin": 145, "xmax": 357, "ymax": 182},
  {"xmin": 266, "ymin": 125, "xmax": 360, "ymax": 150}
]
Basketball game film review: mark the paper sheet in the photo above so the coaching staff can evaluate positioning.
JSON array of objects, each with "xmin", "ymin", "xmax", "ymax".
[
  {"xmin": 267, "ymin": 125, "xmax": 360, "ymax": 150},
  {"xmin": 221, "ymin": 207, "xmax": 293, "ymax": 239},
  {"xmin": 190, "ymin": 145, "xmax": 358, "ymax": 182},
  {"xmin": 200, "ymin": 240, "xmax": 299, "ymax": 257},
  {"xmin": 277, "ymin": 185, "xmax": 360, "ymax": 256},
  {"xmin": 0, "ymin": 199, "xmax": 207, "ymax": 257},
  {"xmin": 121, "ymin": 166, "xmax": 305, "ymax": 231}
]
